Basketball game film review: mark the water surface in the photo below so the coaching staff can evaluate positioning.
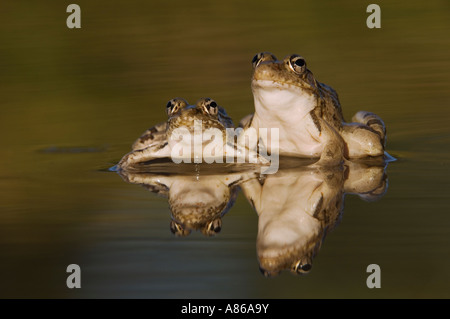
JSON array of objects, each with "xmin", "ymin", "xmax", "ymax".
[{"xmin": 0, "ymin": 0, "xmax": 449, "ymax": 298}]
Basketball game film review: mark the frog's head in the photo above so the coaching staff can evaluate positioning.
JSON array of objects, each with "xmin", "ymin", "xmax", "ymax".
[
  {"xmin": 251, "ymin": 52, "xmax": 320, "ymax": 116},
  {"xmin": 257, "ymin": 218, "xmax": 322, "ymax": 277},
  {"xmin": 166, "ymin": 98, "xmax": 228, "ymax": 158},
  {"xmin": 256, "ymin": 168, "xmax": 346, "ymax": 277},
  {"xmin": 166, "ymin": 97, "xmax": 220, "ymax": 120},
  {"xmin": 167, "ymin": 178, "xmax": 238, "ymax": 237},
  {"xmin": 166, "ymin": 98, "xmax": 225, "ymax": 134}
]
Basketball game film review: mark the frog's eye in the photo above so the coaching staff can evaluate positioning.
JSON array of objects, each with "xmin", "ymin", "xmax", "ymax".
[
  {"xmin": 166, "ymin": 98, "xmax": 188, "ymax": 116},
  {"xmin": 252, "ymin": 52, "xmax": 277, "ymax": 69},
  {"xmin": 166, "ymin": 100, "xmax": 177, "ymax": 116},
  {"xmin": 206, "ymin": 100, "xmax": 218, "ymax": 116},
  {"xmin": 288, "ymin": 55, "xmax": 307, "ymax": 74},
  {"xmin": 198, "ymin": 97, "xmax": 219, "ymax": 117},
  {"xmin": 292, "ymin": 259, "xmax": 312, "ymax": 274}
]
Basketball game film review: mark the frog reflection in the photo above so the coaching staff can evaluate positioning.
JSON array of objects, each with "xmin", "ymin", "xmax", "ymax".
[
  {"xmin": 117, "ymin": 164, "xmax": 259, "ymax": 236},
  {"xmin": 241, "ymin": 159, "xmax": 388, "ymax": 276}
]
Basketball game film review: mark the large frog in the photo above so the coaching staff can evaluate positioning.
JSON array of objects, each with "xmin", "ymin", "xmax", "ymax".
[
  {"xmin": 240, "ymin": 160, "xmax": 388, "ymax": 276},
  {"xmin": 240, "ymin": 52, "xmax": 387, "ymax": 163},
  {"xmin": 118, "ymin": 97, "xmax": 267, "ymax": 169}
]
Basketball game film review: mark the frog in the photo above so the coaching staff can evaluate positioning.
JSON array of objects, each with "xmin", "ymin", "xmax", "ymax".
[
  {"xmin": 131, "ymin": 97, "xmax": 233, "ymax": 151},
  {"xmin": 117, "ymin": 163, "xmax": 260, "ymax": 236},
  {"xmin": 239, "ymin": 52, "xmax": 387, "ymax": 164},
  {"xmin": 240, "ymin": 159, "xmax": 388, "ymax": 276},
  {"xmin": 117, "ymin": 97, "xmax": 268, "ymax": 169}
]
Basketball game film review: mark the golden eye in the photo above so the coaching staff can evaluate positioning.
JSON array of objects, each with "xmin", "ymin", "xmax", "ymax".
[
  {"xmin": 293, "ymin": 259, "xmax": 312, "ymax": 274},
  {"xmin": 197, "ymin": 98, "xmax": 219, "ymax": 117},
  {"xmin": 166, "ymin": 98, "xmax": 188, "ymax": 116},
  {"xmin": 207, "ymin": 100, "xmax": 218, "ymax": 116},
  {"xmin": 170, "ymin": 220, "xmax": 191, "ymax": 237},
  {"xmin": 203, "ymin": 218, "xmax": 222, "ymax": 236},
  {"xmin": 288, "ymin": 55, "xmax": 307, "ymax": 74}
]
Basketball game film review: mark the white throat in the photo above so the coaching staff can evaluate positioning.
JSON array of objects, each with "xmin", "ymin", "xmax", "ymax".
[{"xmin": 252, "ymin": 80, "xmax": 316, "ymax": 126}]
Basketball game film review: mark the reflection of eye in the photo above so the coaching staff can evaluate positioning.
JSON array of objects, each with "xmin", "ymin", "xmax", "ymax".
[
  {"xmin": 170, "ymin": 220, "xmax": 191, "ymax": 236},
  {"xmin": 288, "ymin": 55, "xmax": 307, "ymax": 74},
  {"xmin": 293, "ymin": 260, "xmax": 312, "ymax": 274},
  {"xmin": 203, "ymin": 219, "xmax": 222, "ymax": 236},
  {"xmin": 299, "ymin": 263, "xmax": 312, "ymax": 272}
]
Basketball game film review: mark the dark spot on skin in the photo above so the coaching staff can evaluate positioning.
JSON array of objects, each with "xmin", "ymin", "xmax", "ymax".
[
  {"xmin": 343, "ymin": 165, "xmax": 350, "ymax": 180},
  {"xmin": 140, "ymin": 134, "xmax": 153, "ymax": 142},
  {"xmin": 366, "ymin": 119, "xmax": 383, "ymax": 127},
  {"xmin": 228, "ymin": 177, "xmax": 243, "ymax": 188},
  {"xmin": 310, "ymin": 111, "xmax": 322, "ymax": 133},
  {"xmin": 313, "ymin": 195, "xmax": 324, "ymax": 218},
  {"xmin": 359, "ymin": 126, "xmax": 375, "ymax": 132},
  {"xmin": 158, "ymin": 142, "xmax": 168, "ymax": 150},
  {"xmin": 150, "ymin": 127, "xmax": 158, "ymax": 133},
  {"xmin": 248, "ymin": 115, "xmax": 253, "ymax": 128},
  {"xmin": 249, "ymin": 198, "xmax": 255, "ymax": 209}
]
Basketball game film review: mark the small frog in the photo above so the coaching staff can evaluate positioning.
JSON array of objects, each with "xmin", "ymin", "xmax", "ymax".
[
  {"xmin": 240, "ymin": 52, "xmax": 387, "ymax": 163},
  {"xmin": 118, "ymin": 98, "xmax": 266, "ymax": 169},
  {"xmin": 117, "ymin": 163, "xmax": 260, "ymax": 236}
]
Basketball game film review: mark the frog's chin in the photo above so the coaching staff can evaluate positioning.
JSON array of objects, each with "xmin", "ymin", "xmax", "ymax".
[{"xmin": 252, "ymin": 80, "xmax": 316, "ymax": 116}]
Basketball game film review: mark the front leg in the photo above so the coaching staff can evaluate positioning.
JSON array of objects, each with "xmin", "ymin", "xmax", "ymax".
[
  {"xmin": 316, "ymin": 119, "xmax": 346, "ymax": 166},
  {"xmin": 118, "ymin": 142, "xmax": 171, "ymax": 169},
  {"xmin": 240, "ymin": 175, "xmax": 263, "ymax": 213}
]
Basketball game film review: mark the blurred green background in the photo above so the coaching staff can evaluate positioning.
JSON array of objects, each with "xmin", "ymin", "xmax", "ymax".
[{"xmin": 0, "ymin": 0, "xmax": 449, "ymax": 298}]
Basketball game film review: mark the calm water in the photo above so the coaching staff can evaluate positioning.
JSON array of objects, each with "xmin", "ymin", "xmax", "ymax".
[{"xmin": 1, "ymin": 1, "xmax": 449, "ymax": 298}]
